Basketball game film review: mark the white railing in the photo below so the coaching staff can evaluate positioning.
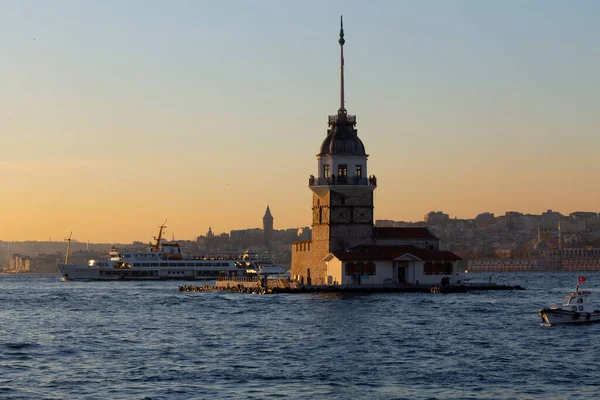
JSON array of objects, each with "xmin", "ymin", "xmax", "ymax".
[{"xmin": 308, "ymin": 176, "xmax": 377, "ymax": 186}]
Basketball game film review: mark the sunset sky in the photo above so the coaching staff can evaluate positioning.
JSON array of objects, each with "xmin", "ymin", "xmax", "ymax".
[{"xmin": 1, "ymin": 1, "xmax": 599, "ymax": 243}]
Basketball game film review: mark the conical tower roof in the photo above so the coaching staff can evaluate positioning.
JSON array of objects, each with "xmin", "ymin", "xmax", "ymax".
[{"xmin": 263, "ymin": 205, "xmax": 273, "ymax": 219}]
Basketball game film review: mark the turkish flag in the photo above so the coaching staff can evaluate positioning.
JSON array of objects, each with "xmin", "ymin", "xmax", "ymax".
[{"xmin": 578, "ymin": 276, "xmax": 587, "ymax": 283}]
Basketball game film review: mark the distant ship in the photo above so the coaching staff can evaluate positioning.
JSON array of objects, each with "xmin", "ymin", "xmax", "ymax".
[{"xmin": 58, "ymin": 223, "xmax": 286, "ymax": 281}]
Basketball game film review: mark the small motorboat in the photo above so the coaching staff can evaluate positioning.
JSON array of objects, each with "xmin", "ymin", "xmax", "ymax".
[{"xmin": 539, "ymin": 282, "xmax": 600, "ymax": 325}]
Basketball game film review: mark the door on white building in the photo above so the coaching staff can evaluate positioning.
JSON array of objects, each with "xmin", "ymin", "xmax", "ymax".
[{"xmin": 397, "ymin": 261, "xmax": 408, "ymax": 283}]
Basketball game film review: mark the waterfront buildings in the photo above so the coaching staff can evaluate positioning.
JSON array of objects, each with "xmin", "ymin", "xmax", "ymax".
[{"xmin": 6, "ymin": 253, "xmax": 60, "ymax": 273}]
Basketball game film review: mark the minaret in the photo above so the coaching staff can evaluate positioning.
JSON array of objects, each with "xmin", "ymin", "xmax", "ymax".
[
  {"xmin": 558, "ymin": 221, "xmax": 562, "ymax": 253},
  {"xmin": 293, "ymin": 17, "xmax": 377, "ymax": 284},
  {"xmin": 263, "ymin": 205, "xmax": 274, "ymax": 250}
]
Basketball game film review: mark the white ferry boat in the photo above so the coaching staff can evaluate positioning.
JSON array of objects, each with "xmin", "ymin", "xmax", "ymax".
[{"xmin": 58, "ymin": 224, "xmax": 285, "ymax": 281}]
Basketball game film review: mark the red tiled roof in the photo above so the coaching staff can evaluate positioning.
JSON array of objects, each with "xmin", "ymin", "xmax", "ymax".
[
  {"xmin": 331, "ymin": 245, "xmax": 461, "ymax": 262},
  {"xmin": 374, "ymin": 227, "xmax": 438, "ymax": 240}
]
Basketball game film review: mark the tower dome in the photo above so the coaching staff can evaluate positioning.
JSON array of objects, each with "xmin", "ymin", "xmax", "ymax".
[{"xmin": 319, "ymin": 114, "xmax": 366, "ymax": 156}]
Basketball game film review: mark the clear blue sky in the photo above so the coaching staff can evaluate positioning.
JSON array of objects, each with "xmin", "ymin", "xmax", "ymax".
[{"xmin": 1, "ymin": 1, "xmax": 599, "ymax": 242}]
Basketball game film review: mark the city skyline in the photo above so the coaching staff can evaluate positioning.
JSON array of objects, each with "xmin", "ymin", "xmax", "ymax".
[
  {"xmin": 2, "ymin": 1, "xmax": 599, "ymax": 242},
  {"xmin": 1, "ymin": 207, "xmax": 597, "ymax": 245}
]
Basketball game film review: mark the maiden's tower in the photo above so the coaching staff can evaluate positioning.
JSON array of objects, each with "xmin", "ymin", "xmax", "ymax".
[
  {"xmin": 291, "ymin": 17, "xmax": 462, "ymax": 287},
  {"xmin": 291, "ymin": 17, "xmax": 376, "ymax": 284}
]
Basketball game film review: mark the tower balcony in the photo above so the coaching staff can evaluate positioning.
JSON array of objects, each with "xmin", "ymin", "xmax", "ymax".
[
  {"xmin": 309, "ymin": 175, "xmax": 377, "ymax": 187},
  {"xmin": 328, "ymin": 114, "xmax": 356, "ymax": 126}
]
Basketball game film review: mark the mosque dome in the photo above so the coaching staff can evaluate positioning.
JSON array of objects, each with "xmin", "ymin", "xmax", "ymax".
[{"xmin": 533, "ymin": 241, "xmax": 549, "ymax": 253}]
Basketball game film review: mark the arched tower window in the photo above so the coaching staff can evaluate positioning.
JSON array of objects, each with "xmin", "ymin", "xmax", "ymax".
[{"xmin": 355, "ymin": 165, "xmax": 362, "ymax": 178}]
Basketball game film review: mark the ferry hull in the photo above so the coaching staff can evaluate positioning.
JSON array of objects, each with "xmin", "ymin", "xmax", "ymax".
[
  {"xmin": 58, "ymin": 265, "xmax": 104, "ymax": 280},
  {"xmin": 57, "ymin": 264, "xmax": 231, "ymax": 281},
  {"xmin": 539, "ymin": 308, "xmax": 600, "ymax": 325}
]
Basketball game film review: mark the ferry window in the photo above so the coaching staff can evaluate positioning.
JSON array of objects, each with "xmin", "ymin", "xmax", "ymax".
[
  {"xmin": 205, "ymin": 263, "xmax": 213, "ymax": 267},
  {"xmin": 142, "ymin": 263, "xmax": 150, "ymax": 267},
  {"xmin": 177, "ymin": 263, "xmax": 185, "ymax": 267},
  {"xmin": 160, "ymin": 263, "xmax": 168, "ymax": 267},
  {"xmin": 133, "ymin": 263, "xmax": 141, "ymax": 267},
  {"xmin": 151, "ymin": 263, "xmax": 159, "ymax": 267}
]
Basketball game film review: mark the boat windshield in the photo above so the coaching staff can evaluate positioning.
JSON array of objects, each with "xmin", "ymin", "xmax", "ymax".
[{"xmin": 563, "ymin": 296, "xmax": 573, "ymax": 306}]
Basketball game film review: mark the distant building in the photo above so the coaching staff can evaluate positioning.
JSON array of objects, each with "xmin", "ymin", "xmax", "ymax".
[
  {"xmin": 570, "ymin": 212, "xmax": 600, "ymax": 229},
  {"xmin": 424, "ymin": 211, "xmax": 450, "ymax": 226},
  {"xmin": 505, "ymin": 211, "xmax": 522, "ymax": 230},
  {"xmin": 540, "ymin": 209, "xmax": 563, "ymax": 230},
  {"xmin": 33, "ymin": 253, "xmax": 61, "ymax": 273},
  {"xmin": 263, "ymin": 205, "xmax": 274, "ymax": 250},
  {"xmin": 7, "ymin": 253, "xmax": 59, "ymax": 273},
  {"xmin": 475, "ymin": 212, "xmax": 495, "ymax": 228},
  {"xmin": 560, "ymin": 219, "xmax": 586, "ymax": 234},
  {"xmin": 375, "ymin": 219, "xmax": 396, "ymax": 227},
  {"xmin": 8, "ymin": 253, "xmax": 33, "ymax": 273},
  {"xmin": 297, "ymin": 227, "xmax": 311, "ymax": 241}
]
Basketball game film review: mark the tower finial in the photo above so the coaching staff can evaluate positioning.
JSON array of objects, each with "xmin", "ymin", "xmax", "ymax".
[
  {"xmin": 338, "ymin": 15, "xmax": 346, "ymax": 113},
  {"xmin": 339, "ymin": 15, "xmax": 345, "ymax": 46}
]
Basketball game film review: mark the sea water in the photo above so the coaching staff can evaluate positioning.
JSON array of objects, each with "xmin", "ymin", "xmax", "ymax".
[{"xmin": 1, "ymin": 273, "xmax": 599, "ymax": 399}]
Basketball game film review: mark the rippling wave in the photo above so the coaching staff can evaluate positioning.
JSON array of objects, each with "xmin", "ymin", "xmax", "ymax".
[{"xmin": 1, "ymin": 273, "xmax": 599, "ymax": 399}]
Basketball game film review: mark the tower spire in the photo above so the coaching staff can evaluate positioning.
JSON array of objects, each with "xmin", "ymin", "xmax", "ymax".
[{"xmin": 339, "ymin": 15, "xmax": 346, "ymax": 113}]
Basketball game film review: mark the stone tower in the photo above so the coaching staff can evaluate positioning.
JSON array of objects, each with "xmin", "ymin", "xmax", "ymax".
[
  {"xmin": 292, "ymin": 17, "xmax": 377, "ymax": 284},
  {"xmin": 263, "ymin": 205, "xmax": 274, "ymax": 250}
]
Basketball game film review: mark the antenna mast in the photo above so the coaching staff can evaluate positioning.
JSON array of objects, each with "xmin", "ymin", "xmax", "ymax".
[
  {"xmin": 339, "ymin": 15, "xmax": 346, "ymax": 113},
  {"xmin": 64, "ymin": 231, "xmax": 72, "ymax": 264},
  {"xmin": 153, "ymin": 219, "xmax": 167, "ymax": 251}
]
